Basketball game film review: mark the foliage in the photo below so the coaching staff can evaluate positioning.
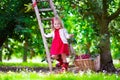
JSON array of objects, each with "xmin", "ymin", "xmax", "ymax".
[
  {"xmin": 0, "ymin": 0, "xmax": 46, "ymax": 60},
  {"xmin": 55, "ymin": 0, "xmax": 120, "ymax": 56},
  {"xmin": 0, "ymin": 0, "xmax": 120, "ymax": 62}
]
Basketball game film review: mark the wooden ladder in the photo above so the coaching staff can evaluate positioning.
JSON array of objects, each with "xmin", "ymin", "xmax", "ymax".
[{"xmin": 32, "ymin": 0, "xmax": 59, "ymax": 72}]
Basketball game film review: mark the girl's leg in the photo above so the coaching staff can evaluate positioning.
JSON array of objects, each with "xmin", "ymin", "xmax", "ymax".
[
  {"xmin": 56, "ymin": 55, "xmax": 63, "ymax": 67},
  {"xmin": 61, "ymin": 53, "xmax": 69, "ymax": 71},
  {"xmin": 61, "ymin": 53, "xmax": 67, "ymax": 62},
  {"xmin": 51, "ymin": 55, "xmax": 58, "ymax": 59},
  {"xmin": 51, "ymin": 55, "xmax": 63, "ymax": 67}
]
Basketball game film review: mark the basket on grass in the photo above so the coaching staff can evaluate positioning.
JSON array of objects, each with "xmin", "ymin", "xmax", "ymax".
[{"xmin": 74, "ymin": 54, "xmax": 100, "ymax": 71}]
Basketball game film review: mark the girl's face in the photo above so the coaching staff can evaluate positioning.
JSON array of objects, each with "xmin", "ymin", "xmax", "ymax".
[{"xmin": 53, "ymin": 20, "xmax": 61, "ymax": 29}]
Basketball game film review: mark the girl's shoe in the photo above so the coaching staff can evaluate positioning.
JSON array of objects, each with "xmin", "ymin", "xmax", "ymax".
[
  {"xmin": 61, "ymin": 62, "xmax": 69, "ymax": 72},
  {"xmin": 56, "ymin": 62, "xmax": 63, "ymax": 67}
]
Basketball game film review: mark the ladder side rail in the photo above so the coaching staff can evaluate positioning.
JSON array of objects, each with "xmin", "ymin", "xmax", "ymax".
[
  {"xmin": 32, "ymin": 0, "xmax": 52, "ymax": 72},
  {"xmin": 49, "ymin": 0, "xmax": 58, "ymax": 17},
  {"xmin": 49, "ymin": 0, "xmax": 65, "ymax": 28}
]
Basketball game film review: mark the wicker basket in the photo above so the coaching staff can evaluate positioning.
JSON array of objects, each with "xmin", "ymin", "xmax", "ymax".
[{"xmin": 74, "ymin": 55, "xmax": 100, "ymax": 71}]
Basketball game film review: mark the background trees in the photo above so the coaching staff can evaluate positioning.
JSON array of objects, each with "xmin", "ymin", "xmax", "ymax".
[
  {"xmin": 0, "ymin": 0, "xmax": 45, "ymax": 62},
  {"xmin": 0, "ymin": 0, "xmax": 120, "ymax": 72}
]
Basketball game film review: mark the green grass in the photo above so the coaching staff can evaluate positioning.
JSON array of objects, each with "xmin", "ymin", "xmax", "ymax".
[
  {"xmin": 0, "ymin": 60, "xmax": 120, "ymax": 80},
  {"xmin": 0, "ymin": 62, "xmax": 48, "ymax": 67},
  {"xmin": 0, "ymin": 71, "xmax": 119, "ymax": 80},
  {"xmin": 0, "ymin": 60, "xmax": 120, "ymax": 68},
  {"xmin": 114, "ymin": 64, "xmax": 120, "ymax": 69}
]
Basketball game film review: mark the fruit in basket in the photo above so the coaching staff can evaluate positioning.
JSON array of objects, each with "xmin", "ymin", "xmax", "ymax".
[
  {"xmin": 81, "ymin": 54, "xmax": 91, "ymax": 59},
  {"xmin": 75, "ymin": 54, "xmax": 91, "ymax": 59},
  {"xmin": 75, "ymin": 55, "xmax": 80, "ymax": 59}
]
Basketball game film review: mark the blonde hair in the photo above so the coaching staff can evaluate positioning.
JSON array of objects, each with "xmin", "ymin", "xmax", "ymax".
[{"xmin": 51, "ymin": 17, "xmax": 64, "ymax": 30}]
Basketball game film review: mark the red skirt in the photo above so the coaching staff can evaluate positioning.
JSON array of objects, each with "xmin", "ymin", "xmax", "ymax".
[{"xmin": 50, "ymin": 29, "xmax": 69, "ymax": 56}]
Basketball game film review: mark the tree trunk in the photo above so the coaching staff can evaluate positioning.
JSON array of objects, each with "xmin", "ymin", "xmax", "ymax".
[
  {"xmin": 30, "ymin": 48, "xmax": 35, "ymax": 59},
  {"xmin": 23, "ymin": 40, "xmax": 28, "ymax": 62},
  {"xmin": 0, "ymin": 47, "xmax": 2, "ymax": 62},
  {"xmin": 7, "ymin": 49, "xmax": 12, "ymax": 60},
  {"xmin": 99, "ymin": 20, "xmax": 116, "ymax": 72}
]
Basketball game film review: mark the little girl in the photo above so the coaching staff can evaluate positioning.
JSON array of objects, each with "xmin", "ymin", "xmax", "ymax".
[{"xmin": 45, "ymin": 17, "xmax": 73, "ymax": 72}]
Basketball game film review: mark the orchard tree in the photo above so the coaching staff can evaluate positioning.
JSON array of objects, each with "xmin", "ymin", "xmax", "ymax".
[
  {"xmin": 53, "ymin": 0, "xmax": 120, "ymax": 72},
  {"xmin": 0, "ymin": 0, "xmax": 47, "ymax": 62},
  {"xmin": 0, "ymin": 0, "xmax": 35, "ymax": 62},
  {"xmin": 64, "ymin": 0, "xmax": 120, "ymax": 72}
]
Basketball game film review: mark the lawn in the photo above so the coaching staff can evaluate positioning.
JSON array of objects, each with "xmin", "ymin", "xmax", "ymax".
[
  {"xmin": 0, "ymin": 71, "xmax": 119, "ymax": 80},
  {"xmin": 0, "ymin": 59, "xmax": 120, "ymax": 80}
]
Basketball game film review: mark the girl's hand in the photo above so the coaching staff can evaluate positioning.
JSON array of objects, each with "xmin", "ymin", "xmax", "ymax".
[{"xmin": 70, "ymin": 34, "xmax": 74, "ymax": 37}]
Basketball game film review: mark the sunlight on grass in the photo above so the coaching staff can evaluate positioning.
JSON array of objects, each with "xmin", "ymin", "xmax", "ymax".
[
  {"xmin": 113, "ymin": 60, "xmax": 120, "ymax": 68},
  {"xmin": 3, "ymin": 56, "xmax": 44, "ymax": 63},
  {"xmin": 0, "ymin": 58, "xmax": 120, "ymax": 80},
  {"xmin": 0, "ymin": 62, "xmax": 49, "ymax": 68},
  {"xmin": 0, "ymin": 71, "xmax": 119, "ymax": 80},
  {"xmin": 1, "ymin": 56, "xmax": 51, "ymax": 67}
]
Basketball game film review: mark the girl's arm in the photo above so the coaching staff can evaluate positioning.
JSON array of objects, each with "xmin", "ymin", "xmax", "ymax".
[
  {"xmin": 44, "ymin": 32, "xmax": 53, "ymax": 38},
  {"xmin": 64, "ymin": 29, "xmax": 74, "ymax": 39}
]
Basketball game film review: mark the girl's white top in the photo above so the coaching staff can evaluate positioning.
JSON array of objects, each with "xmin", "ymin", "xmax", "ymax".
[{"xmin": 44, "ymin": 28, "xmax": 70, "ymax": 44}]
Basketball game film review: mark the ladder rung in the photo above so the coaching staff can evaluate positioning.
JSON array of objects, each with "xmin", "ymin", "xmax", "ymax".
[
  {"xmin": 44, "ymin": 27, "xmax": 51, "ymax": 30},
  {"xmin": 39, "ymin": 8, "xmax": 52, "ymax": 12},
  {"xmin": 41, "ymin": 17, "xmax": 52, "ymax": 21},
  {"xmin": 37, "ymin": 0, "xmax": 48, "ymax": 2}
]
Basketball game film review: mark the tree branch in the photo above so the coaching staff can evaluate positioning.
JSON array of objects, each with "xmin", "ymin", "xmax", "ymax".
[
  {"xmin": 102, "ymin": 0, "xmax": 109, "ymax": 17},
  {"xmin": 108, "ymin": 7, "xmax": 120, "ymax": 22},
  {"xmin": 93, "ymin": 13, "xmax": 102, "ymax": 24}
]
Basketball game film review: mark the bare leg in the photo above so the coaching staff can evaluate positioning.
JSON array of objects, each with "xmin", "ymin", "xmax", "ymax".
[
  {"xmin": 51, "ymin": 55, "xmax": 59, "ymax": 60},
  {"xmin": 61, "ymin": 53, "xmax": 67, "ymax": 63}
]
